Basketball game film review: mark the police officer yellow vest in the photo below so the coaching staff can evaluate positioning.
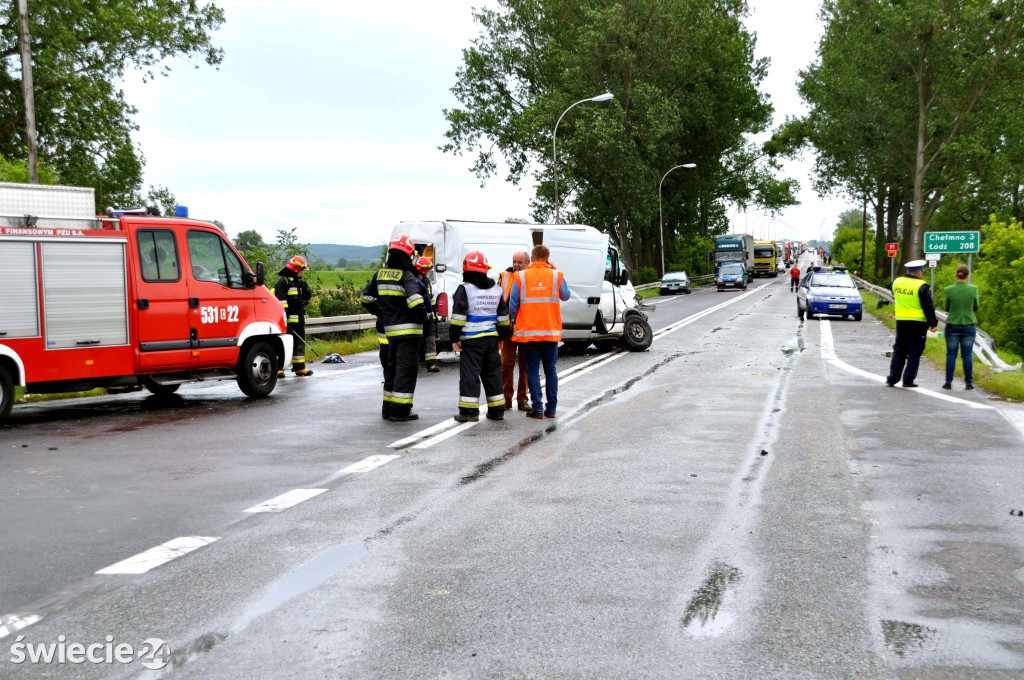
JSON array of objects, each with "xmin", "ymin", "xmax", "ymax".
[{"xmin": 892, "ymin": 276, "xmax": 926, "ymax": 321}]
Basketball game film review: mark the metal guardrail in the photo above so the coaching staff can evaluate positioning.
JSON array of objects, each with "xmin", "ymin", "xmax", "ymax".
[
  {"xmin": 854, "ymin": 277, "xmax": 1021, "ymax": 372},
  {"xmin": 306, "ymin": 314, "xmax": 376, "ymax": 336},
  {"xmin": 637, "ymin": 274, "xmax": 716, "ymax": 292}
]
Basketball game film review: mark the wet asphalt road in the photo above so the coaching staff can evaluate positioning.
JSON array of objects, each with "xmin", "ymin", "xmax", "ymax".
[{"xmin": 2, "ymin": 253, "xmax": 1024, "ymax": 679}]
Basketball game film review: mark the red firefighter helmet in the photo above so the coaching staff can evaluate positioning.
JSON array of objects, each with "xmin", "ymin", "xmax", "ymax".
[
  {"xmin": 286, "ymin": 255, "xmax": 308, "ymax": 273},
  {"xmin": 463, "ymin": 250, "xmax": 490, "ymax": 274},
  {"xmin": 414, "ymin": 256, "xmax": 433, "ymax": 274},
  {"xmin": 389, "ymin": 234, "xmax": 415, "ymax": 257}
]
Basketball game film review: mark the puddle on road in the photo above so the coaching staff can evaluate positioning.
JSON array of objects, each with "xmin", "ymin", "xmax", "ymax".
[
  {"xmin": 881, "ymin": 619, "xmax": 934, "ymax": 657},
  {"xmin": 146, "ymin": 542, "xmax": 366, "ymax": 676},
  {"xmin": 682, "ymin": 562, "xmax": 742, "ymax": 637}
]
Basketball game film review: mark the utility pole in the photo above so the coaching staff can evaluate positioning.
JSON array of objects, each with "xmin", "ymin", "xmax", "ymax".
[
  {"xmin": 860, "ymin": 196, "xmax": 867, "ymax": 278},
  {"xmin": 18, "ymin": 0, "xmax": 39, "ymax": 184}
]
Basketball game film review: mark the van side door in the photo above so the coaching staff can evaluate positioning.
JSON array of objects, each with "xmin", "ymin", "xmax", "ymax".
[{"xmin": 133, "ymin": 229, "xmax": 193, "ymax": 371}]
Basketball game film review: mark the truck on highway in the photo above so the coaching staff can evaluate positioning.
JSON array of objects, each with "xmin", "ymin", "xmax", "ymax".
[
  {"xmin": 0, "ymin": 182, "xmax": 292, "ymax": 420},
  {"xmin": 714, "ymin": 233, "xmax": 754, "ymax": 282},
  {"xmin": 390, "ymin": 220, "xmax": 653, "ymax": 353},
  {"xmin": 753, "ymin": 240, "xmax": 779, "ymax": 277}
]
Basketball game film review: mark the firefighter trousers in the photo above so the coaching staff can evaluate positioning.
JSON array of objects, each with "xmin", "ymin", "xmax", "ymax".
[
  {"xmin": 422, "ymin": 319, "xmax": 438, "ymax": 364},
  {"xmin": 384, "ymin": 337, "xmax": 419, "ymax": 417},
  {"xmin": 458, "ymin": 336, "xmax": 505, "ymax": 416},
  {"xmin": 288, "ymin": 322, "xmax": 307, "ymax": 371}
]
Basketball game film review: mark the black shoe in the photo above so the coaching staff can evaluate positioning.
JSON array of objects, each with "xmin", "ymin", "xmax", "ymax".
[
  {"xmin": 965, "ymin": 384, "xmax": 975, "ymax": 390},
  {"xmin": 942, "ymin": 383, "xmax": 952, "ymax": 390},
  {"xmin": 426, "ymin": 363, "xmax": 440, "ymax": 373},
  {"xmin": 486, "ymin": 410, "xmax": 505, "ymax": 421},
  {"xmin": 389, "ymin": 413, "xmax": 419, "ymax": 422},
  {"xmin": 526, "ymin": 410, "xmax": 544, "ymax": 420},
  {"xmin": 293, "ymin": 369, "xmax": 313, "ymax": 376},
  {"xmin": 885, "ymin": 380, "xmax": 897, "ymax": 387},
  {"xmin": 544, "ymin": 412, "xmax": 556, "ymax": 419},
  {"xmin": 454, "ymin": 413, "xmax": 479, "ymax": 423},
  {"xmin": 902, "ymin": 382, "xmax": 919, "ymax": 388}
]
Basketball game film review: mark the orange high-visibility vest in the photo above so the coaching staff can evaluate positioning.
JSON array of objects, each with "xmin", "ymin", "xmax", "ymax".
[
  {"xmin": 512, "ymin": 263, "xmax": 564, "ymax": 343},
  {"xmin": 499, "ymin": 269, "xmax": 516, "ymax": 301}
]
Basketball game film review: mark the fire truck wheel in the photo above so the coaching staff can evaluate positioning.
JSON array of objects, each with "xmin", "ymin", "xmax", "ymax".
[
  {"xmin": 237, "ymin": 341, "xmax": 278, "ymax": 398},
  {"xmin": 0, "ymin": 366, "xmax": 13, "ymax": 419},
  {"xmin": 142, "ymin": 378, "xmax": 181, "ymax": 397}
]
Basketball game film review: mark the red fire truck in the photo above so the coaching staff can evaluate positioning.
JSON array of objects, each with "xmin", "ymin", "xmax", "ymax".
[{"xmin": 0, "ymin": 182, "xmax": 293, "ymax": 420}]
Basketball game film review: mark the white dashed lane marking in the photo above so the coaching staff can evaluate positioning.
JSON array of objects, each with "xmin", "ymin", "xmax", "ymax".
[
  {"xmin": 95, "ymin": 536, "xmax": 220, "ymax": 575},
  {"xmin": 244, "ymin": 489, "xmax": 329, "ymax": 513}
]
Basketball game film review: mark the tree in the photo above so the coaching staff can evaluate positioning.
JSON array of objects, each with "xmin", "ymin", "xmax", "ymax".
[
  {"xmin": 0, "ymin": 1, "xmax": 224, "ymax": 209},
  {"xmin": 974, "ymin": 215, "xmax": 1024, "ymax": 356},
  {"xmin": 145, "ymin": 184, "xmax": 176, "ymax": 216},
  {"xmin": 800, "ymin": 0, "xmax": 1024, "ymax": 264},
  {"xmin": 442, "ymin": 0, "xmax": 797, "ymax": 270}
]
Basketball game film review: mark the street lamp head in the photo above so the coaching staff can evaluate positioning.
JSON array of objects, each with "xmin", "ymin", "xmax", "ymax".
[
  {"xmin": 682, "ymin": 163, "xmax": 696, "ymax": 168},
  {"xmin": 590, "ymin": 92, "xmax": 614, "ymax": 102}
]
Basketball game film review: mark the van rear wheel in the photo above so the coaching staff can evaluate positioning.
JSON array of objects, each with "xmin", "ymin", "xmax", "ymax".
[
  {"xmin": 237, "ymin": 341, "xmax": 278, "ymax": 398},
  {"xmin": 623, "ymin": 316, "xmax": 653, "ymax": 351},
  {"xmin": 0, "ymin": 366, "xmax": 13, "ymax": 420}
]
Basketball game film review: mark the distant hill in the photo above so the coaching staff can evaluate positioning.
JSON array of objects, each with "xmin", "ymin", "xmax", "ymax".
[{"xmin": 307, "ymin": 243, "xmax": 385, "ymax": 264}]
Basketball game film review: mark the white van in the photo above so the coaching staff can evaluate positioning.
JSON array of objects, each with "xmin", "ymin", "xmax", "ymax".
[{"xmin": 390, "ymin": 220, "xmax": 653, "ymax": 352}]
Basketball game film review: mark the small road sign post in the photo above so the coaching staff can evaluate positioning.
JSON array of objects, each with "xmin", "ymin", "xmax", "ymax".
[{"xmin": 886, "ymin": 242, "xmax": 899, "ymax": 282}]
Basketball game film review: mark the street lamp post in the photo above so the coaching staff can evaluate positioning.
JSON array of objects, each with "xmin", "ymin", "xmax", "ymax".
[
  {"xmin": 553, "ymin": 92, "xmax": 614, "ymax": 223},
  {"xmin": 658, "ymin": 163, "xmax": 697, "ymax": 277}
]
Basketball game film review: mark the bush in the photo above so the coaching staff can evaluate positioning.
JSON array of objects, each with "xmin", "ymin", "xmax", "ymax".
[
  {"xmin": 633, "ymin": 266, "xmax": 659, "ymax": 285},
  {"xmin": 308, "ymin": 284, "xmax": 365, "ymax": 318},
  {"xmin": 975, "ymin": 215, "xmax": 1024, "ymax": 356}
]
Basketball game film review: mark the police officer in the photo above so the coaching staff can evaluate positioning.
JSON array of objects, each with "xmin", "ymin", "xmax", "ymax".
[
  {"xmin": 886, "ymin": 259, "xmax": 938, "ymax": 388},
  {"xmin": 413, "ymin": 256, "xmax": 440, "ymax": 372},
  {"xmin": 450, "ymin": 251, "xmax": 510, "ymax": 422},
  {"xmin": 275, "ymin": 255, "xmax": 314, "ymax": 377},
  {"xmin": 361, "ymin": 235, "xmax": 427, "ymax": 421}
]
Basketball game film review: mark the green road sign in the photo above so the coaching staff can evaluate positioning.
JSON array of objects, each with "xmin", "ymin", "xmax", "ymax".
[{"xmin": 924, "ymin": 230, "xmax": 980, "ymax": 253}]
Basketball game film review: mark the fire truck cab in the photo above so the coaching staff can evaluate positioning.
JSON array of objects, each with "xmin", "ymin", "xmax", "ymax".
[{"xmin": 0, "ymin": 182, "xmax": 293, "ymax": 420}]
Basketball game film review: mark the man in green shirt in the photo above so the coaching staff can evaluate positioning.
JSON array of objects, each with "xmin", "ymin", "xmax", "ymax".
[{"xmin": 942, "ymin": 264, "xmax": 980, "ymax": 390}]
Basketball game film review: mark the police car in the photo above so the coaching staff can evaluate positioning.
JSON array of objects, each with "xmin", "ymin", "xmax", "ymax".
[{"xmin": 796, "ymin": 267, "xmax": 863, "ymax": 321}]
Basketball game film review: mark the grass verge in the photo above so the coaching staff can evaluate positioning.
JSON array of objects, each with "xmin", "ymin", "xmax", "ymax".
[
  {"xmin": 304, "ymin": 330, "xmax": 379, "ymax": 360},
  {"xmin": 860, "ymin": 289, "xmax": 1024, "ymax": 401}
]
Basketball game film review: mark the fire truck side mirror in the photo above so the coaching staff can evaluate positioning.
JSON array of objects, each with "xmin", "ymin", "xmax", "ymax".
[{"xmin": 254, "ymin": 262, "xmax": 266, "ymax": 288}]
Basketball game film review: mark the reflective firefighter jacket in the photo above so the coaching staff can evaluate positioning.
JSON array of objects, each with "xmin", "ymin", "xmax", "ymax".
[
  {"xmin": 449, "ymin": 280, "xmax": 510, "ymax": 343},
  {"xmin": 360, "ymin": 267, "xmax": 427, "ymax": 338},
  {"xmin": 274, "ymin": 274, "xmax": 312, "ymax": 325}
]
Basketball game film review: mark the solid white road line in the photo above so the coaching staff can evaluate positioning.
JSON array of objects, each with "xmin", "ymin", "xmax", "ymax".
[
  {"xmin": 819, "ymin": 320, "xmax": 993, "ymax": 410},
  {"xmin": 96, "ymin": 536, "xmax": 220, "ymax": 575},
  {"xmin": 0, "ymin": 614, "xmax": 42, "ymax": 639},
  {"xmin": 244, "ymin": 489, "xmax": 329, "ymax": 513},
  {"xmin": 337, "ymin": 454, "xmax": 400, "ymax": 474}
]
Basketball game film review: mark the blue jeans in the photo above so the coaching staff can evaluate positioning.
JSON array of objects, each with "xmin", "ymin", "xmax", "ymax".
[
  {"xmin": 522, "ymin": 341, "xmax": 558, "ymax": 414},
  {"xmin": 945, "ymin": 324, "xmax": 976, "ymax": 385}
]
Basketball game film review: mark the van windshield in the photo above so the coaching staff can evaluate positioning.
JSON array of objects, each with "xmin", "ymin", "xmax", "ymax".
[{"xmin": 720, "ymin": 264, "xmax": 743, "ymax": 275}]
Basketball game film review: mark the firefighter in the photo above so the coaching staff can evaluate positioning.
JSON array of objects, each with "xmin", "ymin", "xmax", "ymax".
[
  {"xmin": 413, "ymin": 256, "xmax": 440, "ymax": 372},
  {"xmin": 275, "ymin": 255, "xmax": 314, "ymax": 377},
  {"xmin": 450, "ymin": 250, "xmax": 510, "ymax": 422},
  {"xmin": 360, "ymin": 235, "xmax": 427, "ymax": 421}
]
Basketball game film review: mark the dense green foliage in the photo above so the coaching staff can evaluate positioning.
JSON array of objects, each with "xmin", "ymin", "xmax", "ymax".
[
  {"xmin": 799, "ymin": 0, "xmax": 1024, "ymax": 268},
  {"xmin": 442, "ymin": 0, "xmax": 798, "ymax": 272},
  {"xmin": 0, "ymin": 0, "xmax": 224, "ymax": 208}
]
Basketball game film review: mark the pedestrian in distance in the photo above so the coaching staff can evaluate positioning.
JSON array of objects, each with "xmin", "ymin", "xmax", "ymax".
[
  {"xmin": 360, "ymin": 235, "xmax": 428, "ymax": 422},
  {"xmin": 274, "ymin": 255, "xmax": 314, "ymax": 377},
  {"xmin": 413, "ymin": 256, "xmax": 440, "ymax": 372},
  {"xmin": 450, "ymin": 251, "xmax": 510, "ymax": 422},
  {"xmin": 789, "ymin": 263, "xmax": 801, "ymax": 292},
  {"xmin": 508, "ymin": 244, "xmax": 571, "ymax": 419},
  {"xmin": 886, "ymin": 260, "xmax": 938, "ymax": 388},
  {"xmin": 942, "ymin": 264, "xmax": 980, "ymax": 391},
  {"xmin": 497, "ymin": 251, "xmax": 530, "ymax": 410}
]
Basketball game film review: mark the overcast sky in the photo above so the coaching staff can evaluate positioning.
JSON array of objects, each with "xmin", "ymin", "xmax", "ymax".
[{"xmin": 125, "ymin": 0, "xmax": 847, "ymax": 248}]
